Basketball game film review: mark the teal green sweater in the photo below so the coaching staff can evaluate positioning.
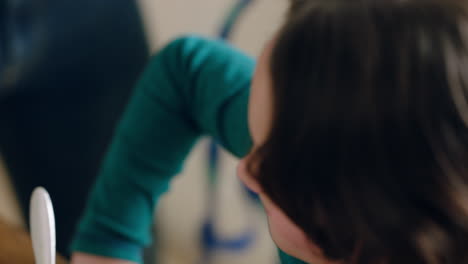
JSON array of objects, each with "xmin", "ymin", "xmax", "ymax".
[{"xmin": 71, "ymin": 35, "xmax": 306, "ymax": 264}]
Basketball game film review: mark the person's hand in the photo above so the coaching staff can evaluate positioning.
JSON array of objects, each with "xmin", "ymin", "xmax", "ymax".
[{"xmin": 71, "ymin": 252, "xmax": 136, "ymax": 264}]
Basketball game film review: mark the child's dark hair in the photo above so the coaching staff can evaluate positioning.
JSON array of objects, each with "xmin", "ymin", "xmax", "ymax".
[{"xmin": 249, "ymin": 0, "xmax": 468, "ymax": 263}]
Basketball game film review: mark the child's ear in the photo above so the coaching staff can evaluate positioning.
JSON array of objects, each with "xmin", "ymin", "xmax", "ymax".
[{"xmin": 237, "ymin": 157, "xmax": 262, "ymax": 194}]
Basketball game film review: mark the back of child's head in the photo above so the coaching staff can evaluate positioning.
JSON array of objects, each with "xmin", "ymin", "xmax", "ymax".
[{"xmin": 249, "ymin": 0, "xmax": 468, "ymax": 263}]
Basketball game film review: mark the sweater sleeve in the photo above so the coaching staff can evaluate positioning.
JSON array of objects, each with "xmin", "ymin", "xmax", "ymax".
[{"xmin": 70, "ymin": 35, "xmax": 254, "ymax": 263}]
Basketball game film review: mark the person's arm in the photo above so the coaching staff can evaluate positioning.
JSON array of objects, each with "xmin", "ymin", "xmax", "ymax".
[{"xmin": 70, "ymin": 35, "xmax": 254, "ymax": 263}]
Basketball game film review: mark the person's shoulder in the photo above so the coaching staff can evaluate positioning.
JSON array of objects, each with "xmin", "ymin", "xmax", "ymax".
[
  {"xmin": 161, "ymin": 34, "xmax": 218, "ymax": 55},
  {"xmin": 169, "ymin": 34, "xmax": 215, "ymax": 46},
  {"xmin": 162, "ymin": 34, "xmax": 247, "ymax": 62}
]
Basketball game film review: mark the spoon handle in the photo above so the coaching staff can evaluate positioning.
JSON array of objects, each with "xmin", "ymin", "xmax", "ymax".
[{"xmin": 30, "ymin": 187, "xmax": 56, "ymax": 264}]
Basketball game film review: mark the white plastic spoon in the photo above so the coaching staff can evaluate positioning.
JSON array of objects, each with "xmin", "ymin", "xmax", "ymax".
[{"xmin": 30, "ymin": 187, "xmax": 56, "ymax": 264}]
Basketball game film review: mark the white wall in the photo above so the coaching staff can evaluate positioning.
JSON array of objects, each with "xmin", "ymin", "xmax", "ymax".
[{"xmin": 139, "ymin": 0, "xmax": 287, "ymax": 55}]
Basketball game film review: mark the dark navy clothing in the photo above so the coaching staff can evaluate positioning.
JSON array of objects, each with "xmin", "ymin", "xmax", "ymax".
[{"xmin": 0, "ymin": 0, "xmax": 149, "ymax": 257}]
